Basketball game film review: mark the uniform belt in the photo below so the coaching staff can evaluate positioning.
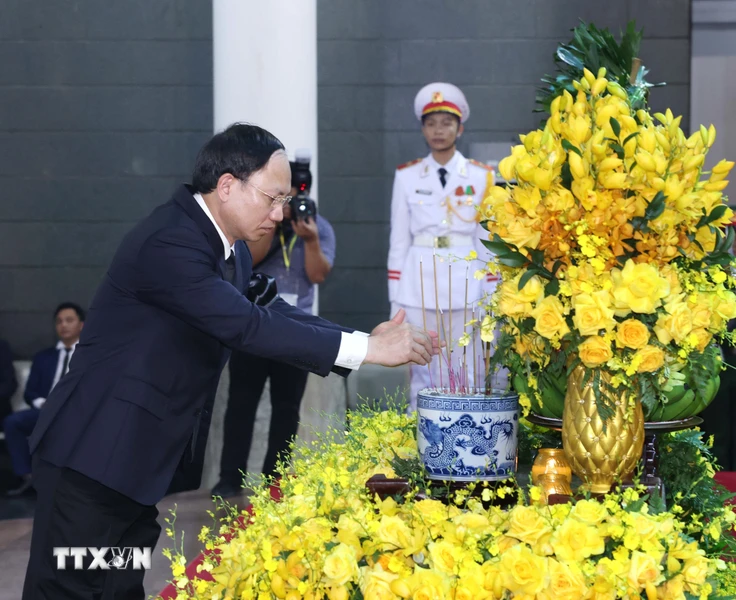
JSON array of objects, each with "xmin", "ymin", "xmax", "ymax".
[{"xmin": 413, "ymin": 234, "xmax": 474, "ymax": 249}]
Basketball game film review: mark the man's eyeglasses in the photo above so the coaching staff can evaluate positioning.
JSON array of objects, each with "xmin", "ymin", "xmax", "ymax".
[{"xmin": 245, "ymin": 181, "xmax": 291, "ymax": 208}]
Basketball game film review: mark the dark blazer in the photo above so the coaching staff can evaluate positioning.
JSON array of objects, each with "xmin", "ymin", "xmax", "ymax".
[
  {"xmin": 0, "ymin": 339, "xmax": 18, "ymax": 421},
  {"xmin": 29, "ymin": 184, "xmax": 352, "ymax": 505},
  {"xmin": 23, "ymin": 347, "xmax": 61, "ymax": 404}
]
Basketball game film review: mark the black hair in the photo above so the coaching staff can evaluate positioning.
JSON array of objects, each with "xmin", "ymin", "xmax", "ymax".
[
  {"xmin": 421, "ymin": 112, "xmax": 461, "ymax": 126},
  {"xmin": 191, "ymin": 123, "xmax": 286, "ymax": 194},
  {"xmin": 54, "ymin": 302, "xmax": 85, "ymax": 322}
]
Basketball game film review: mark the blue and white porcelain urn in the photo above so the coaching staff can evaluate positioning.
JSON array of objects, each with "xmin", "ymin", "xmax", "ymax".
[{"xmin": 416, "ymin": 389, "xmax": 519, "ymax": 481}]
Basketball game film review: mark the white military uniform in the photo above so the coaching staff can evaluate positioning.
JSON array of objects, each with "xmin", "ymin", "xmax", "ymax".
[
  {"xmin": 388, "ymin": 150, "xmax": 500, "ymax": 408},
  {"xmin": 388, "ymin": 83, "xmax": 505, "ymax": 409}
]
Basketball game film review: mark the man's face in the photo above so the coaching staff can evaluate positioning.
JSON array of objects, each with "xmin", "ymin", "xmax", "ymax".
[
  {"xmin": 219, "ymin": 150, "xmax": 290, "ymax": 242},
  {"xmin": 421, "ymin": 113, "xmax": 463, "ymax": 152},
  {"xmin": 55, "ymin": 309, "xmax": 83, "ymax": 346}
]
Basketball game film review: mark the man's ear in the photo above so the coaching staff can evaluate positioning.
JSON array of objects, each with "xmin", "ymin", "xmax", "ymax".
[
  {"xmin": 457, "ymin": 123, "xmax": 465, "ymax": 138},
  {"xmin": 216, "ymin": 173, "xmax": 238, "ymax": 203}
]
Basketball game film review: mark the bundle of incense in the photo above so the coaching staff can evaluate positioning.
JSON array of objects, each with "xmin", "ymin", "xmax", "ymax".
[{"xmin": 419, "ymin": 257, "xmax": 433, "ymax": 388}]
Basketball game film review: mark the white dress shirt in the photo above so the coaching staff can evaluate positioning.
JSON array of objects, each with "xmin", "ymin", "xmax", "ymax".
[
  {"xmin": 193, "ymin": 193, "xmax": 369, "ymax": 370},
  {"xmin": 31, "ymin": 340, "xmax": 77, "ymax": 409}
]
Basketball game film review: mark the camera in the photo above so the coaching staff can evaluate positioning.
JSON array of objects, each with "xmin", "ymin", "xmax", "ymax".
[{"xmin": 289, "ymin": 149, "xmax": 317, "ymax": 222}]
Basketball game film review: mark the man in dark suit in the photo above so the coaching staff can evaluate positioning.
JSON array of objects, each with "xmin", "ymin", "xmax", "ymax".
[
  {"xmin": 22, "ymin": 123, "xmax": 439, "ymax": 599},
  {"xmin": 0, "ymin": 338, "xmax": 17, "ymax": 424},
  {"xmin": 3, "ymin": 303, "xmax": 85, "ymax": 496}
]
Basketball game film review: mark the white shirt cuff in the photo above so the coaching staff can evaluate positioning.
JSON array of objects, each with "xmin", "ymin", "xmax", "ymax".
[{"xmin": 335, "ymin": 331, "xmax": 369, "ymax": 370}]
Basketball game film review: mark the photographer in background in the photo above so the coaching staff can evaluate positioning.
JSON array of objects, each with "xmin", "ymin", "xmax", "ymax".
[{"xmin": 212, "ymin": 150, "xmax": 337, "ymax": 499}]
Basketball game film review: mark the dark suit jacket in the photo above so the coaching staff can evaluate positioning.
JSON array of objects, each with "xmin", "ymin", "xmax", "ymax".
[
  {"xmin": 29, "ymin": 184, "xmax": 353, "ymax": 505},
  {"xmin": 24, "ymin": 347, "xmax": 61, "ymax": 404},
  {"xmin": 0, "ymin": 339, "xmax": 18, "ymax": 421}
]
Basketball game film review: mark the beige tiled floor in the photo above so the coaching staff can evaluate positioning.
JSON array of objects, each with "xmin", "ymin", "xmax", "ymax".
[{"xmin": 0, "ymin": 488, "xmax": 252, "ymax": 599}]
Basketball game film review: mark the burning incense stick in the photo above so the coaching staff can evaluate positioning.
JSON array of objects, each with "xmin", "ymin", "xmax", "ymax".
[
  {"xmin": 484, "ymin": 309, "xmax": 492, "ymax": 395},
  {"xmin": 432, "ymin": 249, "xmax": 444, "ymax": 390},
  {"xmin": 462, "ymin": 266, "xmax": 468, "ymax": 394},
  {"xmin": 439, "ymin": 308, "xmax": 453, "ymax": 393},
  {"xmin": 448, "ymin": 263, "xmax": 452, "ymax": 364},
  {"xmin": 472, "ymin": 305, "xmax": 478, "ymax": 391},
  {"xmin": 419, "ymin": 257, "xmax": 433, "ymax": 387}
]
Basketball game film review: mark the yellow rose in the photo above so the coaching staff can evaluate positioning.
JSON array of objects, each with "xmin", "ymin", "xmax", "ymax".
[
  {"xmin": 689, "ymin": 297, "xmax": 712, "ymax": 329},
  {"xmin": 572, "ymin": 290, "xmax": 617, "ymax": 336},
  {"xmin": 551, "ymin": 518, "xmax": 605, "ymax": 562},
  {"xmin": 611, "ymin": 260, "xmax": 670, "ymax": 316},
  {"xmin": 361, "ymin": 567, "xmax": 399, "ymax": 600},
  {"xmin": 658, "ymin": 575, "xmax": 685, "ymax": 600},
  {"xmin": 427, "ymin": 541, "xmax": 460, "ymax": 576},
  {"xmin": 497, "ymin": 274, "xmax": 544, "ymax": 318},
  {"xmin": 531, "ymin": 296, "xmax": 571, "ymax": 340},
  {"xmin": 569, "ymin": 499, "xmax": 609, "ymax": 526},
  {"xmin": 374, "ymin": 515, "xmax": 424, "ymax": 555},
  {"xmin": 654, "ymin": 300, "xmax": 693, "ymax": 345},
  {"xmin": 410, "ymin": 570, "xmax": 450, "ymax": 600},
  {"xmin": 323, "ymin": 544, "xmax": 360, "ymax": 587},
  {"xmin": 712, "ymin": 291, "xmax": 736, "ymax": 324},
  {"xmin": 660, "ymin": 265, "xmax": 683, "ymax": 297},
  {"xmin": 634, "ymin": 345, "xmax": 665, "ymax": 373},
  {"xmin": 500, "ymin": 543, "xmax": 547, "ymax": 596},
  {"xmin": 506, "ymin": 505, "xmax": 554, "ymax": 547},
  {"xmin": 682, "ymin": 556, "xmax": 709, "ymax": 594},
  {"xmin": 538, "ymin": 558, "xmax": 588, "ymax": 600},
  {"xmin": 627, "ymin": 550, "xmax": 663, "ymax": 589},
  {"xmin": 615, "ymin": 318, "xmax": 650, "ymax": 349},
  {"xmin": 501, "ymin": 219, "xmax": 542, "ymax": 250},
  {"xmin": 578, "ymin": 336, "xmax": 613, "ymax": 368}
]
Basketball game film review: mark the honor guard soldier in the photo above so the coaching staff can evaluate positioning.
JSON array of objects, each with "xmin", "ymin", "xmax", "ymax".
[{"xmin": 387, "ymin": 82, "xmax": 499, "ymax": 410}]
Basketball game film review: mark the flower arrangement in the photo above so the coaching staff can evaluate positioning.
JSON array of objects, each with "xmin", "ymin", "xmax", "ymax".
[
  {"xmin": 161, "ymin": 402, "xmax": 736, "ymax": 600},
  {"xmin": 481, "ymin": 23, "xmax": 736, "ymax": 421}
]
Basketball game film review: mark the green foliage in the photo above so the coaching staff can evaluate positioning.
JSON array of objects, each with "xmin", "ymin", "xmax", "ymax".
[
  {"xmin": 658, "ymin": 429, "xmax": 736, "ymax": 557},
  {"xmin": 535, "ymin": 20, "xmax": 664, "ymax": 116}
]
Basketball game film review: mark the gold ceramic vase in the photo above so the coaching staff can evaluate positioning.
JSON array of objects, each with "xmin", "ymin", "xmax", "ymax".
[{"xmin": 561, "ymin": 364, "xmax": 644, "ymax": 494}]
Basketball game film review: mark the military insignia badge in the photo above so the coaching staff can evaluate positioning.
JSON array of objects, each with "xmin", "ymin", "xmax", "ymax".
[{"xmin": 454, "ymin": 186, "xmax": 464, "ymax": 196}]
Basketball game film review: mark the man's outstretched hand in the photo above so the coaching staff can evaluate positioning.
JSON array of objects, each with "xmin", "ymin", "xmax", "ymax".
[{"xmin": 364, "ymin": 310, "xmax": 442, "ymax": 367}]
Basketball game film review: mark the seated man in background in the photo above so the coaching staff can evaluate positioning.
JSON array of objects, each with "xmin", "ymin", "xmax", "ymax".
[
  {"xmin": 212, "ymin": 150, "xmax": 337, "ymax": 498},
  {"xmin": 3, "ymin": 302, "xmax": 84, "ymax": 496},
  {"xmin": 0, "ymin": 337, "xmax": 18, "ymax": 424}
]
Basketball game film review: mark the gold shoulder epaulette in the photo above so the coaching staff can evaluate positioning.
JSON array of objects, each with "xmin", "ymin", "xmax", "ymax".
[
  {"xmin": 397, "ymin": 158, "xmax": 422, "ymax": 171},
  {"xmin": 468, "ymin": 159, "xmax": 493, "ymax": 171}
]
